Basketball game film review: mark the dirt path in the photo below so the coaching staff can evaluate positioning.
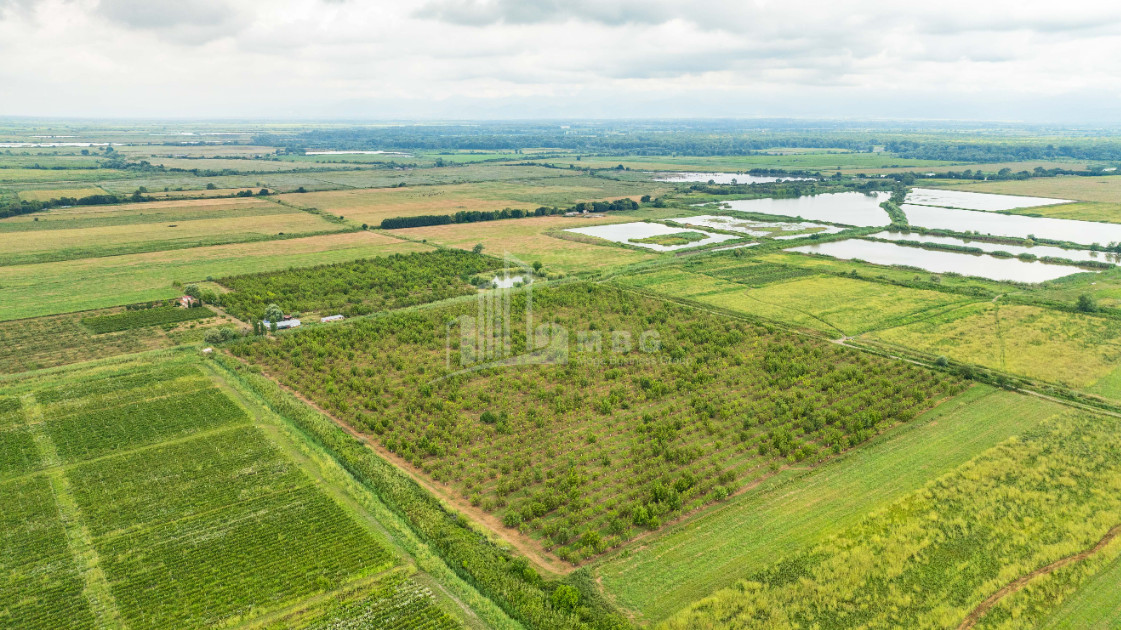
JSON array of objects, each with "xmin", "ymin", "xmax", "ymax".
[
  {"xmin": 226, "ymin": 353, "xmax": 574, "ymax": 577},
  {"xmin": 957, "ymin": 522, "xmax": 1121, "ymax": 630}
]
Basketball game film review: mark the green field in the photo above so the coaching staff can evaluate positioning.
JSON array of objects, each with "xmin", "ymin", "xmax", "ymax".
[
  {"xmin": 0, "ymin": 354, "xmax": 473, "ymax": 630},
  {"xmin": 0, "ymin": 232, "xmax": 430, "ymax": 321},
  {"xmin": 616, "ymin": 265, "xmax": 977, "ymax": 336},
  {"xmin": 230, "ymin": 283, "xmax": 962, "ymax": 565},
  {"xmin": 592, "ymin": 386, "xmax": 1066, "ymax": 622},
  {"xmin": 0, "ymin": 198, "xmax": 345, "ymax": 265},
  {"xmin": 662, "ymin": 408, "xmax": 1121, "ymax": 629},
  {"xmin": 0, "ymin": 309, "xmax": 204, "ymax": 375},
  {"xmin": 217, "ymin": 249, "xmax": 497, "ymax": 321},
  {"xmin": 867, "ymin": 302, "xmax": 1121, "ymax": 391}
]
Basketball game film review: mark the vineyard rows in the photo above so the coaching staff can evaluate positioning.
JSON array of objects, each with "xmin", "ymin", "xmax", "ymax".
[
  {"xmin": 81, "ymin": 305, "xmax": 216, "ymax": 334},
  {"xmin": 97, "ymin": 485, "xmax": 394, "ymax": 630}
]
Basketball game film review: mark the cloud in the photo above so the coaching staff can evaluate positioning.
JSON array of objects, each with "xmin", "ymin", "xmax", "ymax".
[
  {"xmin": 94, "ymin": 0, "xmax": 251, "ymax": 42},
  {"xmin": 1, "ymin": 0, "xmax": 1120, "ymax": 121}
]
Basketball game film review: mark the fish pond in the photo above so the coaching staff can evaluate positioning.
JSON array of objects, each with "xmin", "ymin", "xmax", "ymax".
[{"xmin": 788, "ymin": 239, "xmax": 1090, "ymax": 283}]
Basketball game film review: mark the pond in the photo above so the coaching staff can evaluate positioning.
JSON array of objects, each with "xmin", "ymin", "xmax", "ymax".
[
  {"xmin": 565, "ymin": 222, "xmax": 737, "ymax": 252},
  {"xmin": 491, "ymin": 274, "xmax": 530, "ymax": 289},
  {"xmin": 719, "ymin": 192, "xmax": 892, "ymax": 227},
  {"xmin": 670, "ymin": 215, "xmax": 844, "ymax": 239},
  {"xmin": 870, "ymin": 231, "xmax": 1117, "ymax": 264},
  {"xmin": 906, "ymin": 187, "xmax": 1072, "ymax": 211},
  {"xmin": 787, "ymin": 239, "xmax": 1089, "ymax": 283},
  {"xmin": 653, "ymin": 172, "xmax": 812, "ymax": 184},
  {"xmin": 902, "ymin": 204, "xmax": 1121, "ymax": 246}
]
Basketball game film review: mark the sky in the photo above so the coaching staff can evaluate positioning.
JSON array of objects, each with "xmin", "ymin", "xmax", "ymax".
[{"xmin": 2, "ymin": 0, "xmax": 1121, "ymax": 122}]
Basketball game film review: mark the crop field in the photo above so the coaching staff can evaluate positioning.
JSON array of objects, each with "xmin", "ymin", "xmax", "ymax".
[
  {"xmin": 1000, "ymin": 201, "xmax": 1121, "ymax": 223},
  {"xmin": 0, "ymin": 205, "xmax": 344, "ymax": 265},
  {"xmin": 866, "ymin": 302, "xmax": 1121, "ymax": 390},
  {"xmin": 617, "ymin": 265, "xmax": 976, "ymax": 336},
  {"xmin": 278, "ymin": 177, "xmax": 665, "ymax": 225},
  {"xmin": 0, "ymin": 232, "xmax": 431, "ymax": 321},
  {"xmin": 16, "ymin": 187, "xmax": 108, "ymax": 202},
  {"xmin": 393, "ymin": 215, "xmax": 655, "ymax": 273},
  {"xmin": 540, "ymin": 152, "xmax": 955, "ymax": 172},
  {"xmin": 0, "ymin": 197, "xmax": 289, "ymax": 228},
  {"xmin": 218, "ymin": 249, "xmax": 497, "ymax": 320},
  {"xmin": 592, "ymin": 386, "xmax": 1068, "ymax": 622},
  {"xmin": 279, "ymin": 184, "xmax": 539, "ymax": 226},
  {"xmin": 0, "ymin": 356, "xmax": 432, "ymax": 630},
  {"xmin": 937, "ymin": 176, "xmax": 1121, "ymax": 203},
  {"xmin": 259, "ymin": 572, "xmax": 461, "ymax": 630},
  {"xmin": 81, "ymin": 305, "xmax": 216, "ymax": 333},
  {"xmin": 662, "ymin": 409, "xmax": 1121, "ymax": 630},
  {"xmin": 0, "ymin": 310, "xmax": 187, "ymax": 375},
  {"xmin": 230, "ymin": 283, "xmax": 963, "ymax": 564}
]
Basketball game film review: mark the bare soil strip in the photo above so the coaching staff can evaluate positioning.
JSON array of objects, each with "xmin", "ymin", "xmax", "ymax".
[{"xmin": 958, "ymin": 522, "xmax": 1121, "ymax": 630}]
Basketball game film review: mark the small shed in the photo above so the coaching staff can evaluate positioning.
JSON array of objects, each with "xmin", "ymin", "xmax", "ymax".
[{"xmin": 178, "ymin": 295, "xmax": 198, "ymax": 308}]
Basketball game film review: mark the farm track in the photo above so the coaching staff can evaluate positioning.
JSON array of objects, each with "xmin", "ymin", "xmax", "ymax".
[
  {"xmin": 23, "ymin": 393, "xmax": 124, "ymax": 630},
  {"xmin": 222, "ymin": 351, "xmax": 575, "ymax": 577},
  {"xmin": 958, "ymin": 522, "xmax": 1121, "ymax": 630}
]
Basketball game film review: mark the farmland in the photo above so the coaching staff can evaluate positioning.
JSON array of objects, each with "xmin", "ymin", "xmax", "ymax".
[
  {"xmin": 0, "ymin": 232, "xmax": 431, "ymax": 321},
  {"xmin": 0, "ymin": 307, "xmax": 217, "ymax": 375},
  {"xmin": 217, "ymin": 249, "xmax": 498, "ymax": 321},
  {"xmin": 7, "ymin": 119, "xmax": 1121, "ymax": 629},
  {"xmin": 591, "ymin": 386, "xmax": 1068, "ymax": 622},
  {"xmin": 0, "ymin": 354, "xmax": 475, "ymax": 630},
  {"xmin": 393, "ymin": 215, "xmax": 656, "ymax": 272},
  {"xmin": 868, "ymin": 302, "xmax": 1121, "ymax": 391},
  {"xmin": 662, "ymin": 409, "xmax": 1121, "ymax": 630},
  {"xmin": 230, "ymin": 283, "xmax": 963, "ymax": 564}
]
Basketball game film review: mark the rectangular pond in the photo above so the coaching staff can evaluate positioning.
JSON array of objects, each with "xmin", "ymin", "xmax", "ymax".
[
  {"xmin": 869, "ymin": 231, "xmax": 1116, "ymax": 265},
  {"xmin": 906, "ymin": 187, "xmax": 1073, "ymax": 211},
  {"xmin": 669, "ymin": 215, "xmax": 844, "ymax": 239},
  {"xmin": 787, "ymin": 239, "xmax": 1089, "ymax": 283},
  {"xmin": 654, "ymin": 172, "xmax": 812, "ymax": 184},
  {"xmin": 902, "ymin": 203, "xmax": 1121, "ymax": 247},
  {"xmin": 564, "ymin": 222, "xmax": 737, "ymax": 252},
  {"xmin": 720, "ymin": 192, "xmax": 892, "ymax": 227}
]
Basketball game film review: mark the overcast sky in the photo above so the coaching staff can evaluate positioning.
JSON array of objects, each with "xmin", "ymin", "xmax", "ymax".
[{"xmin": 2, "ymin": 0, "xmax": 1120, "ymax": 122}]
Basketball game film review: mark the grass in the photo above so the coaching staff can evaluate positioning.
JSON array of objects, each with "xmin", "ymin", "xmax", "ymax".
[
  {"xmin": 540, "ymin": 152, "xmax": 954, "ymax": 172},
  {"xmin": 17, "ymin": 187, "xmax": 107, "ymax": 202},
  {"xmin": 278, "ymin": 177, "xmax": 666, "ymax": 226},
  {"xmin": 0, "ymin": 231, "xmax": 431, "ymax": 321},
  {"xmin": 936, "ymin": 176, "xmax": 1121, "ymax": 203},
  {"xmin": 629, "ymin": 232, "xmax": 708, "ymax": 246},
  {"xmin": 661, "ymin": 408, "xmax": 1121, "ymax": 630},
  {"xmin": 0, "ymin": 205, "xmax": 344, "ymax": 266},
  {"xmin": 0, "ymin": 310, "xmax": 181, "ymax": 375},
  {"xmin": 617, "ymin": 265, "xmax": 976, "ymax": 336},
  {"xmin": 1003, "ymin": 201, "xmax": 1121, "ymax": 223},
  {"xmin": 867, "ymin": 302, "xmax": 1121, "ymax": 390},
  {"xmin": 591, "ymin": 386, "xmax": 1067, "ymax": 623},
  {"xmin": 0, "ymin": 197, "xmax": 286, "ymax": 229},
  {"xmin": 1038, "ymin": 543, "xmax": 1121, "ymax": 629},
  {"xmin": 393, "ymin": 215, "xmax": 655, "ymax": 273}
]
